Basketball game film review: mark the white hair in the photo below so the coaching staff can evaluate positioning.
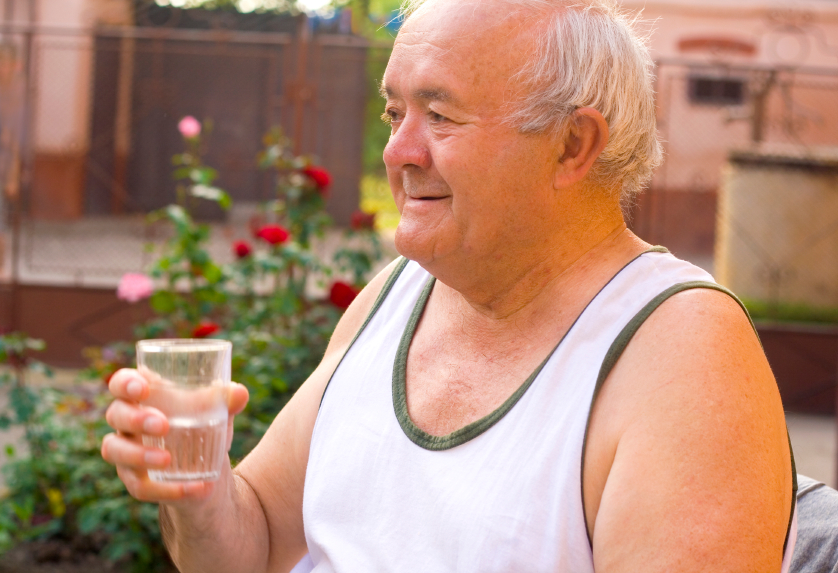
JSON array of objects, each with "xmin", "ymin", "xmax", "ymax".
[{"xmin": 400, "ymin": 0, "xmax": 661, "ymax": 202}]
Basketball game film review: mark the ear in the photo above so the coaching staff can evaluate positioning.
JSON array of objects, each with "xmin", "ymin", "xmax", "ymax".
[{"xmin": 553, "ymin": 107, "xmax": 609, "ymax": 189}]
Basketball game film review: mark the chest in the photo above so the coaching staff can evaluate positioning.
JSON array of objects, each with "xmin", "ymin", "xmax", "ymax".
[
  {"xmin": 304, "ymin": 283, "xmax": 603, "ymax": 573},
  {"xmin": 404, "ymin": 314, "xmax": 571, "ymax": 436}
]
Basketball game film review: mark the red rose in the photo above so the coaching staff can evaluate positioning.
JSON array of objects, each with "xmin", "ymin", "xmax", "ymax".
[
  {"xmin": 329, "ymin": 281, "xmax": 359, "ymax": 309},
  {"xmin": 303, "ymin": 166, "xmax": 332, "ymax": 195},
  {"xmin": 255, "ymin": 224, "xmax": 290, "ymax": 245},
  {"xmin": 192, "ymin": 321, "xmax": 220, "ymax": 338},
  {"xmin": 233, "ymin": 240, "xmax": 252, "ymax": 258},
  {"xmin": 350, "ymin": 210, "xmax": 376, "ymax": 231}
]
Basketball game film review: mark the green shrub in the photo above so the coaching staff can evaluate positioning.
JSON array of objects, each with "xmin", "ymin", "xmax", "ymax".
[
  {"xmin": 0, "ymin": 335, "xmax": 170, "ymax": 571},
  {"xmin": 0, "ymin": 120, "xmax": 384, "ymax": 569}
]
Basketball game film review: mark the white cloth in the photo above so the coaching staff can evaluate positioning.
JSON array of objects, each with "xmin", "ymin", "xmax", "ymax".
[{"xmin": 301, "ymin": 252, "xmax": 796, "ymax": 572}]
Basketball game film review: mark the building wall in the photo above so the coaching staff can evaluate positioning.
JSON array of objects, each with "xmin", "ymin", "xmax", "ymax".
[
  {"xmin": 2, "ymin": 0, "xmax": 132, "ymax": 219},
  {"xmin": 620, "ymin": 0, "xmax": 838, "ymax": 259},
  {"xmin": 624, "ymin": 0, "xmax": 838, "ymax": 192}
]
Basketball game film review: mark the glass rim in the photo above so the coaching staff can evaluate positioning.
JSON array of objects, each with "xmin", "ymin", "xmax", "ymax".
[{"xmin": 136, "ymin": 338, "xmax": 231, "ymax": 352}]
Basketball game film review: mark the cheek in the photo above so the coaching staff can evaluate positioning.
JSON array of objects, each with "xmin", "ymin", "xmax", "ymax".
[{"xmin": 385, "ymin": 168, "xmax": 406, "ymax": 212}]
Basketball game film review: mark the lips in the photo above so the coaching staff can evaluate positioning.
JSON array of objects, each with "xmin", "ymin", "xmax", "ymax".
[{"xmin": 405, "ymin": 193, "xmax": 448, "ymax": 200}]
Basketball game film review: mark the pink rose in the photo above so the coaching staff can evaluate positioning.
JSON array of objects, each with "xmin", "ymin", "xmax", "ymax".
[
  {"xmin": 178, "ymin": 116, "xmax": 201, "ymax": 139},
  {"xmin": 117, "ymin": 273, "xmax": 154, "ymax": 303}
]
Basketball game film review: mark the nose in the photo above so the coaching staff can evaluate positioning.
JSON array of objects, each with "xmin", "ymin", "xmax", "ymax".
[{"xmin": 383, "ymin": 112, "xmax": 432, "ymax": 171}]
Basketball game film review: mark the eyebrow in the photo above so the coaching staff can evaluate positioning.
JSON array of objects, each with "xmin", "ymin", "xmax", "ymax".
[{"xmin": 379, "ymin": 83, "xmax": 456, "ymax": 104}]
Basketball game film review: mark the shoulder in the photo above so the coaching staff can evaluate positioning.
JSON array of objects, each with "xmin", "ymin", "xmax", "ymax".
[
  {"xmin": 324, "ymin": 256, "xmax": 408, "ymax": 359},
  {"xmin": 229, "ymin": 257, "xmax": 407, "ymax": 569},
  {"xmin": 585, "ymin": 286, "xmax": 794, "ymax": 572}
]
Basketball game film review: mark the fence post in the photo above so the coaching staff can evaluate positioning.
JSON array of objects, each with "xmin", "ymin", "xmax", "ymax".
[{"xmin": 292, "ymin": 14, "xmax": 310, "ymax": 156}]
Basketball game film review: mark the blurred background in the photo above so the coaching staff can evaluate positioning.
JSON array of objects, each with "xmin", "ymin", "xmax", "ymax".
[{"xmin": 0, "ymin": 0, "xmax": 836, "ymax": 560}]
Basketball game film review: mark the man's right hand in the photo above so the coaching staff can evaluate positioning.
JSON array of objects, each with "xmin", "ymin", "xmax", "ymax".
[
  {"xmin": 101, "ymin": 368, "xmax": 250, "ymax": 504},
  {"xmin": 96, "ymin": 258, "xmax": 399, "ymax": 573}
]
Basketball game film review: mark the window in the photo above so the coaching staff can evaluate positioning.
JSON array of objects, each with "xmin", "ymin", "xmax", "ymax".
[{"xmin": 688, "ymin": 77, "xmax": 746, "ymax": 106}]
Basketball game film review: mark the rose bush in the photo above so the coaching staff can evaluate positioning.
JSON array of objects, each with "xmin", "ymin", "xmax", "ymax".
[{"xmin": 0, "ymin": 119, "xmax": 385, "ymax": 570}]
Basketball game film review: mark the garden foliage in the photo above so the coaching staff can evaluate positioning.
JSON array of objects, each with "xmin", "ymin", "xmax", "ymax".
[
  {"xmin": 0, "ymin": 119, "xmax": 384, "ymax": 569},
  {"xmin": 0, "ymin": 334, "xmax": 169, "ymax": 571}
]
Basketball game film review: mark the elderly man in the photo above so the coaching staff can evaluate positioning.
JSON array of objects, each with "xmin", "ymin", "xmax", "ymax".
[{"xmin": 102, "ymin": 0, "xmax": 797, "ymax": 571}]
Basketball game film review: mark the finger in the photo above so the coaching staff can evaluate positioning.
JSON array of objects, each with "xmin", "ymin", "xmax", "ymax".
[
  {"xmin": 118, "ymin": 466, "xmax": 215, "ymax": 503},
  {"xmin": 226, "ymin": 417, "xmax": 235, "ymax": 452},
  {"xmin": 102, "ymin": 433, "xmax": 170, "ymax": 470},
  {"xmin": 108, "ymin": 368, "xmax": 148, "ymax": 402},
  {"xmin": 105, "ymin": 400, "xmax": 169, "ymax": 436},
  {"xmin": 226, "ymin": 382, "xmax": 249, "ymax": 416}
]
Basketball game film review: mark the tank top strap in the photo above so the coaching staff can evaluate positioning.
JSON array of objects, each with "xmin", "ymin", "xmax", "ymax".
[{"xmin": 580, "ymin": 279, "xmax": 798, "ymax": 557}]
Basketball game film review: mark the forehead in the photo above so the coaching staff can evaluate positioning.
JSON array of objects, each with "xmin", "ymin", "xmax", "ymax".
[{"xmin": 382, "ymin": 1, "xmax": 537, "ymax": 109}]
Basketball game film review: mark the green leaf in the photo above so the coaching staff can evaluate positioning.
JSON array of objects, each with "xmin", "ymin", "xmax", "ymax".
[
  {"xmin": 165, "ymin": 204, "xmax": 190, "ymax": 228},
  {"xmin": 203, "ymin": 263, "xmax": 223, "ymax": 285},
  {"xmin": 4, "ymin": 444, "xmax": 14, "ymax": 457},
  {"xmin": 27, "ymin": 361, "xmax": 52, "ymax": 377},
  {"xmin": 25, "ymin": 338, "xmax": 46, "ymax": 351},
  {"xmin": 11, "ymin": 498, "xmax": 34, "ymax": 524},
  {"xmin": 190, "ymin": 185, "xmax": 231, "ymax": 210},
  {"xmin": 191, "ymin": 167, "xmax": 218, "ymax": 185},
  {"xmin": 149, "ymin": 291, "xmax": 177, "ymax": 314},
  {"xmin": 173, "ymin": 167, "xmax": 192, "ymax": 180}
]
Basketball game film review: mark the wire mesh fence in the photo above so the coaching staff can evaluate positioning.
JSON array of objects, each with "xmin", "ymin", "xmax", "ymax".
[
  {"xmin": 3, "ymin": 4, "xmax": 838, "ymax": 321},
  {"xmin": 630, "ymin": 60, "xmax": 838, "ymax": 318},
  {"xmin": 0, "ymin": 3, "xmax": 384, "ymax": 287}
]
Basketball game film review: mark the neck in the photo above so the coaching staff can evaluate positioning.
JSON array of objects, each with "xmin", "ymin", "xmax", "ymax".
[{"xmin": 425, "ymin": 202, "xmax": 641, "ymax": 322}]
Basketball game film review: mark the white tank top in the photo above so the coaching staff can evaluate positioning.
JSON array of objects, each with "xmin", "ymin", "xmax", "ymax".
[{"xmin": 301, "ymin": 251, "xmax": 797, "ymax": 572}]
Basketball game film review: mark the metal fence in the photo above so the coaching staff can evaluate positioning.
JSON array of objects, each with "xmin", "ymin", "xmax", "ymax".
[
  {"xmin": 3, "ymin": 9, "xmax": 838, "ymax": 308},
  {"xmin": 630, "ymin": 60, "xmax": 838, "ymax": 282},
  {"xmin": 0, "ymin": 5, "xmax": 387, "ymax": 289}
]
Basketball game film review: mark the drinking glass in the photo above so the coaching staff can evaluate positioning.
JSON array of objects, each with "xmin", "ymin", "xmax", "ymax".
[{"xmin": 136, "ymin": 339, "xmax": 231, "ymax": 482}]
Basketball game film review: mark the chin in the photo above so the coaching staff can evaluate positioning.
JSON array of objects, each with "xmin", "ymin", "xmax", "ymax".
[
  {"xmin": 393, "ymin": 225, "xmax": 423, "ymax": 263},
  {"xmin": 393, "ymin": 222, "xmax": 437, "ymax": 266}
]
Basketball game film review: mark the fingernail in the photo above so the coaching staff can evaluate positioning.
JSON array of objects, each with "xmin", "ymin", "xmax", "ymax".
[
  {"xmin": 143, "ymin": 416, "xmax": 164, "ymax": 434},
  {"xmin": 144, "ymin": 450, "xmax": 168, "ymax": 467},
  {"xmin": 127, "ymin": 380, "xmax": 143, "ymax": 399}
]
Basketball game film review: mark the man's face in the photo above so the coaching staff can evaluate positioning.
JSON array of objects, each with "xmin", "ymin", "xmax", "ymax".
[{"xmin": 382, "ymin": 1, "xmax": 561, "ymax": 271}]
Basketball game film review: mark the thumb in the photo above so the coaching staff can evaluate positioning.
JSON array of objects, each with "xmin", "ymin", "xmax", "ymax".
[{"xmin": 226, "ymin": 382, "xmax": 249, "ymax": 416}]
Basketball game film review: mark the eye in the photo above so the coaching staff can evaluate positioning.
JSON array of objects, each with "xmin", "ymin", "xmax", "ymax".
[
  {"xmin": 429, "ymin": 111, "xmax": 448, "ymax": 123},
  {"xmin": 381, "ymin": 108, "xmax": 401, "ymax": 126}
]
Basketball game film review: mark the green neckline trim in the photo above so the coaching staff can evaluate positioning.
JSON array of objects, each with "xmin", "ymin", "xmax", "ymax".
[
  {"xmin": 391, "ymin": 246, "xmax": 670, "ymax": 451},
  {"xmin": 579, "ymin": 280, "xmax": 798, "ymax": 552},
  {"xmin": 392, "ymin": 275, "xmax": 558, "ymax": 450},
  {"xmin": 319, "ymin": 257, "xmax": 410, "ymax": 407}
]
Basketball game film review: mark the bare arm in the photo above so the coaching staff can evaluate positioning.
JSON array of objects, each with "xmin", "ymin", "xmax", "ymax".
[
  {"xmin": 103, "ymin": 258, "xmax": 403, "ymax": 573},
  {"xmin": 584, "ymin": 289, "xmax": 793, "ymax": 572}
]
